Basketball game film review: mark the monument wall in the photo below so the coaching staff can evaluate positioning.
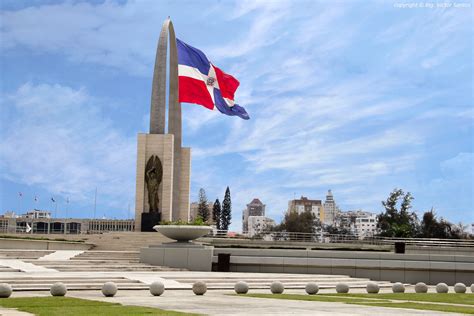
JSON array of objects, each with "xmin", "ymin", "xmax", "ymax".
[{"xmin": 135, "ymin": 133, "xmax": 174, "ymax": 231}]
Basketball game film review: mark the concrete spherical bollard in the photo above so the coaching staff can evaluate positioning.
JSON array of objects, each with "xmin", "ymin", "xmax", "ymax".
[
  {"xmin": 471, "ymin": 284, "xmax": 474, "ymax": 293},
  {"xmin": 50, "ymin": 282, "xmax": 67, "ymax": 297},
  {"xmin": 336, "ymin": 283, "xmax": 349, "ymax": 294},
  {"xmin": 192, "ymin": 281, "xmax": 207, "ymax": 295},
  {"xmin": 149, "ymin": 281, "xmax": 165, "ymax": 296},
  {"xmin": 102, "ymin": 282, "xmax": 118, "ymax": 297},
  {"xmin": 366, "ymin": 282, "xmax": 380, "ymax": 294},
  {"xmin": 270, "ymin": 281, "xmax": 284, "ymax": 294},
  {"xmin": 415, "ymin": 282, "xmax": 428, "ymax": 293},
  {"xmin": 435, "ymin": 283, "xmax": 449, "ymax": 293},
  {"xmin": 234, "ymin": 281, "xmax": 249, "ymax": 294},
  {"xmin": 454, "ymin": 283, "xmax": 466, "ymax": 294},
  {"xmin": 0, "ymin": 283, "xmax": 12, "ymax": 298},
  {"xmin": 392, "ymin": 282, "xmax": 405, "ymax": 293},
  {"xmin": 305, "ymin": 282, "xmax": 319, "ymax": 295}
]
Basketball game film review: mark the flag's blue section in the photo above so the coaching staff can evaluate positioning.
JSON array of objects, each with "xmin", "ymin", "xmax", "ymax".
[
  {"xmin": 176, "ymin": 38, "xmax": 210, "ymax": 75},
  {"xmin": 213, "ymin": 89, "xmax": 250, "ymax": 120}
]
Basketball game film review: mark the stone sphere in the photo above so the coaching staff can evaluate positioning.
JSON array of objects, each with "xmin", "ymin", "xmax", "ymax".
[
  {"xmin": 436, "ymin": 283, "xmax": 449, "ymax": 293},
  {"xmin": 0, "ymin": 283, "xmax": 12, "ymax": 298},
  {"xmin": 50, "ymin": 282, "xmax": 67, "ymax": 297},
  {"xmin": 234, "ymin": 281, "xmax": 249, "ymax": 294},
  {"xmin": 336, "ymin": 283, "xmax": 349, "ymax": 294},
  {"xmin": 102, "ymin": 282, "xmax": 118, "ymax": 297},
  {"xmin": 415, "ymin": 282, "xmax": 428, "ymax": 293},
  {"xmin": 149, "ymin": 281, "xmax": 165, "ymax": 296},
  {"xmin": 392, "ymin": 282, "xmax": 405, "ymax": 293},
  {"xmin": 270, "ymin": 281, "xmax": 284, "ymax": 294},
  {"xmin": 366, "ymin": 282, "xmax": 380, "ymax": 294},
  {"xmin": 305, "ymin": 282, "xmax": 319, "ymax": 295},
  {"xmin": 471, "ymin": 284, "xmax": 474, "ymax": 293},
  {"xmin": 192, "ymin": 281, "xmax": 207, "ymax": 295},
  {"xmin": 454, "ymin": 283, "xmax": 466, "ymax": 293}
]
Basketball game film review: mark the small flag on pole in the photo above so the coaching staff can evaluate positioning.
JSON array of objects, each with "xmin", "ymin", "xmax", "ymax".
[
  {"xmin": 51, "ymin": 197, "xmax": 55, "ymax": 203},
  {"xmin": 34, "ymin": 196, "xmax": 38, "ymax": 202},
  {"xmin": 18, "ymin": 192, "xmax": 23, "ymax": 197}
]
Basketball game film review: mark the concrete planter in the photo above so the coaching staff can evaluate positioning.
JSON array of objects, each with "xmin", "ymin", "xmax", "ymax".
[{"xmin": 153, "ymin": 225, "xmax": 212, "ymax": 242}]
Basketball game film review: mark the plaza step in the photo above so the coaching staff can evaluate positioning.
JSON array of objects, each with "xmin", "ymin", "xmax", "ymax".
[{"xmin": 0, "ymin": 250, "xmax": 54, "ymax": 259}]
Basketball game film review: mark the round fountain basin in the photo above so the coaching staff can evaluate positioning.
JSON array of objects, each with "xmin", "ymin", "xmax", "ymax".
[{"xmin": 153, "ymin": 225, "xmax": 212, "ymax": 242}]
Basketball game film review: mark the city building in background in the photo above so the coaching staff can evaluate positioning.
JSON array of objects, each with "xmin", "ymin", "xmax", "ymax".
[
  {"xmin": 323, "ymin": 190, "xmax": 339, "ymax": 225},
  {"xmin": 354, "ymin": 213, "xmax": 378, "ymax": 238},
  {"xmin": 242, "ymin": 198, "xmax": 266, "ymax": 233},
  {"xmin": 287, "ymin": 196, "xmax": 323, "ymax": 221},
  {"xmin": 0, "ymin": 209, "xmax": 134, "ymax": 234},
  {"xmin": 247, "ymin": 216, "xmax": 275, "ymax": 237}
]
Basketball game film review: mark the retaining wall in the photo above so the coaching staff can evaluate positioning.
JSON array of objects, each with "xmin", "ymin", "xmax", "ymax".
[{"xmin": 213, "ymin": 248, "xmax": 474, "ymax": 285}]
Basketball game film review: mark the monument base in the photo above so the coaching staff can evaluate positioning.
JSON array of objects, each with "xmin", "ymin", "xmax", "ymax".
[
  {"xmin": 140, "ymin": 213, "xmax": 161, "ymax": 232},
  {"xmin": 140, "ymin": 244, "xmax": 213, "ymax": 271}
]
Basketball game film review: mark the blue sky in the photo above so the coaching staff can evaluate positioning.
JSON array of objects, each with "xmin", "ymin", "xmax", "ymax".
[{"xmin": 0, "ymin": 0, "xmax": 472, "ymax": 231}]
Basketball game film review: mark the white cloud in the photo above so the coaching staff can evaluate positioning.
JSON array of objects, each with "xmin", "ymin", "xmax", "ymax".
[
  {"xmin": 0, "ymin": 83, "xmax": 136, "ymax": 209},
  {"xmin": 1, "ymin": 1, "xmax": 163, "ymax": 75}
]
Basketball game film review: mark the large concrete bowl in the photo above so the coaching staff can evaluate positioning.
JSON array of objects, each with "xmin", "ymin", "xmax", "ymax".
[{"xmin": 153, "ymin": 225, "xmax": 212, "ymax": 242}]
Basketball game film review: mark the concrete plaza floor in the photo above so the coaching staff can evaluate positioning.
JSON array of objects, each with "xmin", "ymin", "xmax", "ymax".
[
  {"xmin": 0, "ymin": 250, "xmax": 469, "ymax": 315},
  {"xmin": 6, "ymin": 288, "xmax": 466, "ymax": 316}
]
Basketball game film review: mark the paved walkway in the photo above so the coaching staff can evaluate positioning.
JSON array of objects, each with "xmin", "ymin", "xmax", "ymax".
[
  {"xmin": 65, "ymin": 289, "xmax": 460, "ymax": 316},
  {"xmin": 37, "ymin": 250, "xmax": 84, "ymax": 261},
  {"xmin": 0, "ymin": 307, "xmax": 34, "ymax": 316}
]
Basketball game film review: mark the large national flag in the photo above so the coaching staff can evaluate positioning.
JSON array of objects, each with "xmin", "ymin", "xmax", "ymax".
[{"xmin": 176, "ymin": 38, "xmax": 250, "ymax": 120}]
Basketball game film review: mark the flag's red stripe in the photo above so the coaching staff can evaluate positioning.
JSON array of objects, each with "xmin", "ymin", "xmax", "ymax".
[
  {"xmin": 178, "ymin": 77, "xmax": 214, "ymax": 110},
  {"xmin": 213, "ymin": 65, "xmax": 239, "ymax": 100}
]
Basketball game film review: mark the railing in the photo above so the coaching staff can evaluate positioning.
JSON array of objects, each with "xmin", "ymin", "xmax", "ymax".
[{"xmin": 203, "ymin": 230, "xmax": 474, "ymax": 248}]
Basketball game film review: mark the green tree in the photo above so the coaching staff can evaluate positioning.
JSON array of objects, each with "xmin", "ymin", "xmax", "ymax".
[
  {"xmin": 377, "ymin": 188, "xmax": 419, "ymax": 237},
  {"xmin": 272, "ymin": 210, "xmax": 320, "ymax": 235},
  {"xmin": 197, "ymin": 188, "xmax": 210, "ymax": 223},
  {"xmin": 212, "ymin": 198, "xmax": 221, "ymax": 230},
  {"xmin": 220, "ymin": 186, "xmax": 232, "ymax": 231},
  {"xmin": 420, "ymin": 210, "xmax": 468, "ymax": 239}
]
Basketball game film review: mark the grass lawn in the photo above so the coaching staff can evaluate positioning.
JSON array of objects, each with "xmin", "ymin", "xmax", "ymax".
[
  {"xmin": 325, "ymin": 293, "xmax": 474, "ymax": 305},
  {"xmin": 241, "ymin": 293, "xmax": 474, "ymax": 314},
  {"xmin": 0, "ymin": 297, "xmax": 197, "ymax": 316}
]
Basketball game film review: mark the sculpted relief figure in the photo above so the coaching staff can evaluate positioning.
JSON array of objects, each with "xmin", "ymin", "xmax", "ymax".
[{"xmin": 145, "ymin": 155, "xmax": 163, "ymax": 213}]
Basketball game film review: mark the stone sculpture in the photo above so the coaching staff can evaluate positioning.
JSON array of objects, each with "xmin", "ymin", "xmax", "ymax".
[{"xmin": 145, "ymin": 155, "xmax": 163, "ymax": 214}]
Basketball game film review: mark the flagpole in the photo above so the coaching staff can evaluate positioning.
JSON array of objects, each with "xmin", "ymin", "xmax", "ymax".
[
  {"xmin": 93, "ymin": 187, "xmax": 97, "ymax": 219},
  {"xmin": 18, "ymin": 193, "xmax": 22, "ymax": 215}
]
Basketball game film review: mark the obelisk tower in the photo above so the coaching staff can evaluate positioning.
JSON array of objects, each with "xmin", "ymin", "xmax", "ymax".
[{"xmin": 135, "ymin": 18, "xmax": 191, "ymax": 231}]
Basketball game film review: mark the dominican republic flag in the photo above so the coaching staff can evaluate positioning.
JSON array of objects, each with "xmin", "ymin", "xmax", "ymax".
[{"xmin": 177, "ymin": 38, "xmax": 249, "ymax": 120}]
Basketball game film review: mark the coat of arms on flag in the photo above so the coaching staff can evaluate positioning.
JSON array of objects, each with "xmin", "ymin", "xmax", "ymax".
[{"xmin": 176, "ymin": 38, "xmax": 249, "ymax": 120}]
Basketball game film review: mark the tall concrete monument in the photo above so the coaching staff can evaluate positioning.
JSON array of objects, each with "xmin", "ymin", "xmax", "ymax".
[{"xmin": 135, "ymin": 19, "xmax": 191, "ymax": 232}]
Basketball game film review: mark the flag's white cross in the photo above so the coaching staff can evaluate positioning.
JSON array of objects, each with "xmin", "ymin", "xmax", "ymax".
[{"xmin": 178, "ymin": 64, "xmax": 235, "ymax": 108}]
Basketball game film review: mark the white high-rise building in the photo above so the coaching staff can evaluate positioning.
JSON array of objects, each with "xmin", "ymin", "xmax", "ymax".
[
  {"xmin": 354, "ymin": 213, "xmax": 378, "ymax": 238},
  {"xmin": 247, "ymin": 216, "xmax": 275, "ymax": 237},
  {"xmin": 323, "ymin": 190, "xmax": 337, "ymax": 225}
]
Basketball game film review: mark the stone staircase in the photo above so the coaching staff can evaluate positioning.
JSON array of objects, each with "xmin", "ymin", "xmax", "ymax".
[
  {"xmin": 0, "ymin": 265, "xmax": 21, "ymax": 273},
  {"xmin": 24, "ymin": 250, "xmax": 183, "ymax": 272},
  {"xmin": 0, "ymin": 250, "xmax": 54, "ymax": 259},
  {"xmin": 82, "ymin": 232, "xmax": 174, "ymax": 250}
]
